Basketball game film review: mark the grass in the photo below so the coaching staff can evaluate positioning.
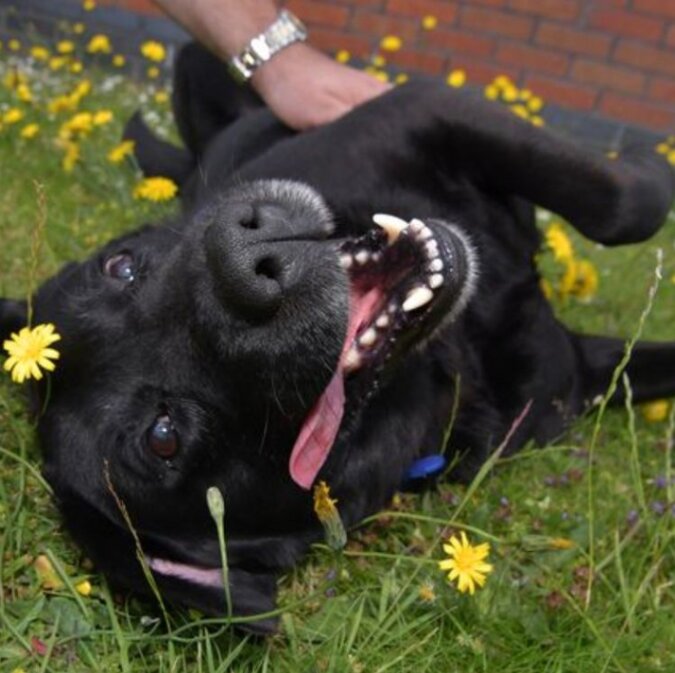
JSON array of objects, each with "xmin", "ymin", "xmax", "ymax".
[{"xmin": 1, "ymin": 33, "xmax": 675, "ymax": 673}]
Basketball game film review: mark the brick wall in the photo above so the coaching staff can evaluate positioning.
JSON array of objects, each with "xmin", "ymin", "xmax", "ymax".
[{"xmin": 15, "ymin": 0, "xmax": 675, "ymax": 134}]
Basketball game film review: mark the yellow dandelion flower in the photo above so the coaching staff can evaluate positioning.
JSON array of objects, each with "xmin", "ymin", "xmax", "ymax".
[
  {"xmin": 494, "ymin": 75, "xmax": 512, "ymax": 89},
  {"xmin": 30, "ymin": 45, "xmax": 50, "ymax": 61},
  {"xmin": 447, "ymin": 69, "xmax": 466, "ymax": 88},
  {"xmin": 422, "ymin": 15, "xmax": 438, "ymax": 30},
  {"xmin": 70, "ymin": 61, "xmax": 83, "ymax": 74},
  {"xmin": 87, "ymin": 34, "xmax": 112, "ymax": 54},
  {"xmin": 438, "ymin": 531, "xmax": 493, "ymax": 595},
  {"xmin": 313, "ymin": 480, "xmax": 347, "ymax": 550},
  {"xmin": 56, "ymin": 40, "xmax": 75, "ymax": 55},
  {"xmin": 20, "ymin": 123, "xmax": 40, "ymax": 139},
  {"xmin": 140, "ymin": 40, "xmax": 166, "ymax": 62},
  {"xmin": 49, "ymin": 56, "xmax": 67, "ymax": 71},
  {"xmin": 527, "ymin": 96, "xmax": 544, "ymax": 112},
  {"xmin": 107, "ymin": 139, "xmax": 135, "ymax": 164},
  {"xmin": 16, "ymin": 82, "xmax": 32, "ymax": 102},
  {"xmin": 83, "ymin": 0, "xmax": 96, "ymax": 10},
  {"xmin": 371, "ymin": 54, "xmax": 386, "ymax": 68},
  {"xmin": 549, "ymin": 537, "xmax": 576, "ymax": 550},
  {"xmin": 335, "ymin": 49, "xmax": 350, "ymax": 63},
  {"xmin": 569, "ymin": 258, "xmax": 598, "ymax": 300},
  {"xmin": 641, "ymin": 400, "xmax": 670, "ymax": 422},
  {"xmin": 545, "ymin": 222, "xmax": 574, "ymax": 262},
  {"xmin": 147, "ymin": 66, "xmax": 160, "ymax": 79},
  {"xmin": 380, "ymin": 35, "xmax": 403, "ymax": 52},
  {"xmin": 502, "ymin": 85, "xmax": 519, "ymax": 103},
  {"xmin": 62, "ymin": 141, "xmax": 81, "ymax": 172},
  {"xmin": 540, "ymin": 277, "xmax": 554, "ymax": 300},
  {"xmin": 133, "ymin": 176, "xmax": 178, "ymax": 202},
  {"xmin": 73, "ymin": 22, "xmax": 86, "ymax": 34},
  {"xmin": 667, "ymin": 150, "xmax": 675, "ymax": 166},
  {"xmin": 8, "ymin": 39, "xmax": 21, "ymax": 52},
  {"xmin": 112, "ymin": 54, "xmax": 126, "ymax": 67},
  {"xmin": 484, "ymin": 85, "xmax": 499, "ymax": 100},
  {"xmin": 371, "ymin": 70, "xmax": 389, "ymax": 83},
  {"xmin": 3, "ymin": 323, "xmax": 61, "ymax": 384},
  {"xmin": 395, "ymin": 72, "xmax": 409, "ymax": 85},
  {"xmin": 559, "ymin": 258, "xmax": 577, "ymax": 299},
  {"xmin": 531, "ymin": 116, "xmax": 545, "ymax": 127},
  {"xmin": 93, "ymin": 109, "xmax": 113, "ymax": 125},
  {"xmin": 3, "ymin": 70, "xmax": 27, "ymax": 90},
  {"xmin": 154, "ymin": 90, "xmax": 169, "ymax": 104},
  {"xmin": 3, "ymin": 108, "xmax": 24, "ymax": 125},
  {"xmin": 59, "ymin": 111, "xmax": 94, "ymax": 140},
  {"xmin": 511, "ymin": 104, "xmax": 529, "ymax": 120},
  {"xmin": 656, "ymin": 142, "xmax": 669, "ymax": 154},
  {"xmin": 75, "ymin": 580, "xmax": 92, "ymax": 596}
]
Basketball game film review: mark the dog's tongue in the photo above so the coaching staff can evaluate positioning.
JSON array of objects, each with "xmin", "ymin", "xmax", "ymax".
[
  {"xmin": 288, "ymin": 367, "xmax": 345, "ymax": 489},
  {"xmin": 289, "ymin": 287, "xmax": 382, "ymax": 489}
]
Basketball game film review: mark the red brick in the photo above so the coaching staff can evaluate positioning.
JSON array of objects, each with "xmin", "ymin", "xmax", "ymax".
[
  {"xmin": 309, "ymin": 28, "xmax": 372, "ymax": 58},
  {"xmin": 460, "ymin": 7, "xmax": 533, "ymax": 40},
  {"xmin": 587, "ymin": 8, "xmax": 663, "ymax": 41},
  {"xmin": 666, "ymin": 24, "xmax": 675, "ymax": 48},
  {"xmin": 385, "ymin": 48, "xmax": 446, "ymax": 74},
  {"xmin": 524, "ymin": 75, "xmax": 598, "ymax": 110},
  {"xmin": 426, "ymin": 28, "xmax": 495, "ymax": 58},
  {"xmin": 599, "ymin": 92, "xmax": 675, "ymax": 131},
  {"xmin": 535, "ymin": 22, "xmax": 611, "ymax": 57},
  {"xmin": 472, "ymin": 0, "xmax": 508, "ymax": 6},
  {"xmin": 285, "ymin": 0, "xmax": 350, "ymax": 28},
  {"xmin": 351, "ymin": 10, "xmax": 420, "ymax": 42},
  {"xmin": 446, "ymin": 56, "xmax": 521, "ymax": 85},
  {"xmin": 386, "ymin": 0, "xmax": 458, "ymax": 23},
  {"xmin": 496, "ymin": 42, "xmax": 570, "ymax": 76},
  {"xmin": 614, "ymin": 40, "xmax": 675, "ymax": 77},
  {"xmin": 633, "ymin": 0, "xmax": 675, "ymax": 19},
  {"xmin": 508, "ymin": 0, "xmax": 580, "ymax": 22},
  {"xmin": 571, "ymin": 58, "xmax": 645, "ymax": 94},
  {"xmin": 648, "ymin": 76, "xmax": 675, "ymax": 104}
]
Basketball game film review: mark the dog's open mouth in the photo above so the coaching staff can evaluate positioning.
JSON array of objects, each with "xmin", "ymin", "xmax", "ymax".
[{"xmin": 289, "ymin": 214, "xmax": 477, "ymax": 489}]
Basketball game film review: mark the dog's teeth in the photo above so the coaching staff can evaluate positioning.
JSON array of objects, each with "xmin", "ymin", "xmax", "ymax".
[
  {"xmin": 372, "ymin": 213, "xmax": 409, "ymax": 244},
  {"xmin": 428, "ymin": 273, "xmax": 444, "ymax": 289},
  {"xmin": 412, "ymin": 220, "xmax": 433, "ymax": 241},
  {"xmin": 372, "ymin": 251, "xmax": 382, "ymax": 263},
  {"xmin": 428, "ymin": 258, "xmax": 443, "ymax": 273},
  {"xmin": 359, "ymin": 328, "xmax": 377, "ymax": 347},
  {"xmin": 402, "ymin": 286, "xmax": 434, "ymax": 312},
  {"xmin": 376, "ymin": 314, "xmax": 390, "ymax": 328},
  {"xmin": 343, "ymin": 347, "xmax": 362, "ymax": 372},
  {"xmin": 339, "ymin": 254, "xmax": 353, "ymax": 270},
  {"xmin": 409, "ymin": 219, "xmax": 425, "ymax": 233},
  {"xmin": 425, "ymin": 240, "xmax": 439, "ymax": 258},
  {"xmin": 355, "ymin": 250, "xmax": 370, "ymax": 265}
]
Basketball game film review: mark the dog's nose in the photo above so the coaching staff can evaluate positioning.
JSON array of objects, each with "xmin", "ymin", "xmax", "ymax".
[{"xmin": 203, "ymin": 201, "xmax": 304, "ymax": 320}]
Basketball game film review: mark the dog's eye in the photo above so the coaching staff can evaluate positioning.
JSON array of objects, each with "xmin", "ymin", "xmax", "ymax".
[
  {"xmin": 147, "ymin": 414, "xmax": 179, "ymax": 459},
  {"xmin": 104, "ymin": 253, "xmax": 135, "ymax": 283}
]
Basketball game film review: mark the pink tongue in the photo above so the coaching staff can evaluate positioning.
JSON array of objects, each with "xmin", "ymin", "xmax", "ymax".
[
  {"xmin": 288, "ymin": 367, "xmax": 345, "ymax": 489},
  {"xmin": 289, "ymin": 287, "xmax": 382, "ymax": 490}
]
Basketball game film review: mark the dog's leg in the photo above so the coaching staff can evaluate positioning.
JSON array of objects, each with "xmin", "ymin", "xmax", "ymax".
[
  {"xmin": 574, "ymin": 333, "xmax": 675, "ymax": 403},
  {"xmin": 172, "ymin": 42, "xmax": 265, "ymax": 157},
  {"xmin": 374, "ymin": 80, "xmax": 674, "ymax": 246}
]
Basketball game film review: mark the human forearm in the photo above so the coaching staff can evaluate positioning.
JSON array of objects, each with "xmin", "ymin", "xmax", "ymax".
[{"xmin": 153, "ymin": 0, "xmax": 278, "ymax": 59}]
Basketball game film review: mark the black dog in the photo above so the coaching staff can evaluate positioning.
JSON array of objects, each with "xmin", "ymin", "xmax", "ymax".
[{"xmin": 1, "ymin": 43, "xmax": 674, "ymax": 632}]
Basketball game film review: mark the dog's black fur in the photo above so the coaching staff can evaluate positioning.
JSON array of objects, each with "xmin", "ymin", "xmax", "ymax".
[{"xmin": 2, "ymin": 43, "xmax": 674, "ymax": 632}]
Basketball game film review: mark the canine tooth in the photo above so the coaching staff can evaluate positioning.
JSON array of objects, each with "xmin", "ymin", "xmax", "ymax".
[
  {"xmin": 339, "ymin": 254, "xmax": 353, "ymax": 270},
  {"xmin": 409, "ymin": 219, "xmax": 425, "ymax": 233},
  {"xmin": 376, "ymin": 314, "xmax": 390, "ymax": 328},
  {"xmin": 402, "ymin": 286, "xmax": 433, "ymax": 312},
  {"xmin": 359, "ymin": 328, "xmax": 377, "ymax": 347},
  {"xmin": 372, "ymin": 213, "xmax": 409, "ymax": 244},
  {"xmin": 355, "ymin": 250, "xmax": 370, "ymax": 265},
  {"xmin": 425, "ymin": 240, "xmax": 439, "ymax": 258},
  {"xmin": 428, "ymin": 273, "xmax": 444, "ymax": 289},
  {"xmin": 343, "ymin": 347, "xmax": 362, "ymax": 372}
]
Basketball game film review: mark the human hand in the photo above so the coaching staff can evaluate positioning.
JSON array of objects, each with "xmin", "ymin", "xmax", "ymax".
[{"xmin": 252, "ymin": 42, "xmax": 391, "ymax": 130}]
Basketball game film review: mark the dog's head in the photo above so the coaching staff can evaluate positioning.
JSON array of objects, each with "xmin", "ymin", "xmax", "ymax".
[{"xmin": 0, "ymin": 177, "xmax": 476, "ymax": 631}]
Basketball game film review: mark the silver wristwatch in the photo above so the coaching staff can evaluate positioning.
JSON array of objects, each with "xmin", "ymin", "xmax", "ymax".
[{"xmin": 228, "ymin": 10, "xmax": 308, "ymax": 83}]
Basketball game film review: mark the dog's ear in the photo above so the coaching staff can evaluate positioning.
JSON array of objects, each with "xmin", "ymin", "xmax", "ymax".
[
  {"xmin": 405, "ymin": 81, "xmax": 674, "ymax": 246},
  {"xmin": 0, "ymin": 299, "xmax": 28, "ymax": 341}
]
